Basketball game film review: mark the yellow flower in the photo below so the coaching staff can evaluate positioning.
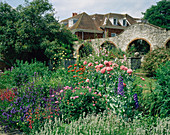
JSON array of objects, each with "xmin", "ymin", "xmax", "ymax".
[
  {"xmin": 54, "ymin": 54, "xmax": 56, "ymax": 56},
  {"xmin": 66, "ymin": 59, "xmax": 67, "ymax": 60},
  {"xmin": 53, "ymin": 67, "xmax": 55, "ymax": 69},
  {"xmin": 54, "ymin": 58, "xmax": 56, "ymax": 60},
  {"xmin": 62, "ymin": 68, "xmax": 65, "ymax": 70}
]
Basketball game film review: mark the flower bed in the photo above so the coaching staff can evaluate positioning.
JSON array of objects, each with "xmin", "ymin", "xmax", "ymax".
[{"xmin": 0, "ymin": 52, "xmax": 168, "ymax": 134}]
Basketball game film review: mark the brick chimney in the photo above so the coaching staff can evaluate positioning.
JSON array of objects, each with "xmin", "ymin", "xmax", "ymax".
[{"xmin": 72, "ymin": 13, "xmax": 78, "ymax": 17}]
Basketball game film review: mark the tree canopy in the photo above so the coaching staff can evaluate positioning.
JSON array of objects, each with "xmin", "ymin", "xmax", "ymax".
[
  {"xmin": 0, "ymin": 0, "xmax": 77, "ymax": 66},
  {"xmin": 143, "ymin": 0, "xmax": 170, "ymax": 30}
]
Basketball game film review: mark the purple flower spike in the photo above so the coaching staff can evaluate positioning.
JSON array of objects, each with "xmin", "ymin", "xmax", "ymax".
[
  {"xmin": 117, "ymin": 76, "xmax": 124, "ymax": 96},
  {"xmin": 134, "ymin": 93, "xmax": 139, "ymax": 109}
]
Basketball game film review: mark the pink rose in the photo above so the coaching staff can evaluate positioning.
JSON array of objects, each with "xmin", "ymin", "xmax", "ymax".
[
  {"xmin": 127, "ymin": 69, "xmax": 133, "ymax": 74},
  {"xmin": 55, "ymin": 101, "xmax": 59, "ymax": 103},
  {"xmin": 95, "ymin": 61, "xmax": 98, "ymax": 64},
  {"xmin": 93, "ymin": 104, "xmax": 95, "ymax": 106},
  {"xmin": 83, "ymin": 61, "xmax": 87, "ymax": 65}
]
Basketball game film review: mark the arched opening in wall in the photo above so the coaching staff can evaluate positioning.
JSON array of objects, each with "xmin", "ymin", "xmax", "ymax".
[
  {"xmin": 100, "ymin": 41, "xmax": 124, "ymax": 58},
  {"xmin": 100, "ymin": 41, "xmax": 116, "ymax": 51},
  {"xmin": 127, "ymin": 39, "xmax": 150, "ymax": 56},
  {"xmin": 165, "ymin": 40, "xmax": 170, "ymax": 49},
  {"xmin": 78, "ymin": 42, "xmax": 94, "ymax": 59}
]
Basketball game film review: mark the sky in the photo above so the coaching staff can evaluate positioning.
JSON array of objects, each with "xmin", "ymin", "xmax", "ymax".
[{"xmin": 0, "ymin": 0, "xmax": 160, "ymax": 21}]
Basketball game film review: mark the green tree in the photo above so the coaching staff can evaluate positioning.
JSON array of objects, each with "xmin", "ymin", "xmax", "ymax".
[
  {"xmin": 0, "ymin": 0, "xmax": 77, "ymax": 66},
  {"xmin": 143, "ymin": 0, "xmax": 170, "ymax": 30}
]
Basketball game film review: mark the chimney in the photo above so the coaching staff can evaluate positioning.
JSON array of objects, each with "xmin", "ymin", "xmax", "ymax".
[{"xmin": 72, "ymin": 13, "xmax": 78, "ymax": 17}]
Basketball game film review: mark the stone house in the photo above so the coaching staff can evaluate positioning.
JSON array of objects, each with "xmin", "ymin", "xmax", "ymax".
[{"xmin": 60, "ymin": 12, "xmax": 140, "ymax": 40}]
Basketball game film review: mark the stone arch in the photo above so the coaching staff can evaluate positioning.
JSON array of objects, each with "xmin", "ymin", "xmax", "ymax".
[
  {"xmin": 164, "ymin": 38, "xmax": 170, "ymax": 49},
  {"xmin": 126, "ymin": 38, "xmax": 152, "ymax": 55},
  {"xmin": 100, "ymin": 41, "xmax": 117, "ymax": 50}
]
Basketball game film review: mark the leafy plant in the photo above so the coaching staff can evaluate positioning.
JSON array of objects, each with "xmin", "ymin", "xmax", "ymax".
[
  {"xmin": 142, "ymin": 48, "xmax": 170, "ymax": 76},
  {"xmin": 0, "ymin": 60, "xmax": 49, "ymax": 88}
]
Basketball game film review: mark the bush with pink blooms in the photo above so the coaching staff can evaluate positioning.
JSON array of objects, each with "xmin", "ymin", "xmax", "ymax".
[
  {"xmin": 78, "ymin": 55, "xmax": 142, "ymax": 119},
  {"xmin": 49, "ymin": 86, "xmax": 107, "ymax": 122}
]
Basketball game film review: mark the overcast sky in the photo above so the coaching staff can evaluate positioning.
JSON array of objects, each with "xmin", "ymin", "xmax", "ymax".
[{"xmin": 1, "ymin": 0, "xmax": 160, "ymax": 20}]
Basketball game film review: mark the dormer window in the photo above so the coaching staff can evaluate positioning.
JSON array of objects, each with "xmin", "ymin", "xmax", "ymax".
[
  {"xmin": 123, "ymin": 19, "xmax": 127, "ymax": 26},
  {"xmin": 109, "ymin": 18, "xmax": 117, "ymax": 25},
  {"xmin": 69, "ymin": 18, "xmax": 78, "ymax": 27}
]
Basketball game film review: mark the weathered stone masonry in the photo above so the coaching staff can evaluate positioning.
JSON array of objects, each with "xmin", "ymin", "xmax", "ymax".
[{"xmin": 73, "ymin": 23, "xmax": 170, "ymax": 58}]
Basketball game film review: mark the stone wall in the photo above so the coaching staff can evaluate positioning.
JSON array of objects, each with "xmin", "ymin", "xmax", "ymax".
[{"xmin": 73, "ymin": 23, "xmax": 170, "ymax": 58}]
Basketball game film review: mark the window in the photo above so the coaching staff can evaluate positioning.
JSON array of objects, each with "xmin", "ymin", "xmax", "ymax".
[
  {"xmin": 111, "ymin": 33, "xmax": 116, "ymax": 37},
  {"xmin": 123, "ymin": 19, "xmax": 127, "ymax": 26},
  {"xmin": 113, "ymin": 18, "xmax": 117, "ymax": 25}
]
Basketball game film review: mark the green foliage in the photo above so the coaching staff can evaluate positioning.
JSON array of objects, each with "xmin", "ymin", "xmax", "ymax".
[
  {"xmin": 0, "ymin": 60, "xmax": 48, "ymax": 88},
  {"xmin": 0, "ymin": 0, "xmax": 76, "ymax": 66},
  {"xmin": 55, "ymin": 87, "xmax": 107, "ymax": 122},
  {"xmin": 151, "ymin": 61, "xmax": 170, "ymax": 117},
  {"xmin": 79, "ymin": 41, "xmax": 94, "ymax": 59},
  {"xmin": 143, "ymin": 0, "xmax": 170, "ymax": 30},
  {"xmin": 128, "ymin": 40, "xmax": 150, "ymax": 56},
  {"xmin": 142, "ymin": 48, "xmax": 170, "ymax": 76}
]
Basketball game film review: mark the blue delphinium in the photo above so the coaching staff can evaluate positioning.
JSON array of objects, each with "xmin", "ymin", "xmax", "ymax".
[
  {"xmin": 134, "ymin": 93, "xmax": 139, "ymax": 109},
  {"xmin": 117, "ymin": 76, "xmax": 124, "ymax": 96}
]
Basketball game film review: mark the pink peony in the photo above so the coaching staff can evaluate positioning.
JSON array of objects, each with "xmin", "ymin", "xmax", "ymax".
[
  {"xmin": 95, "ymin": 61, "xmax": 98, "ymax": 64},
  {"xmin": 98, "ymin": 64, "xmax": 104, "ymax": 68},
  {"xmin": 104, "ymin": 61, "xmax": 110, "ymax": 67},
  {"xmin": 88, "ymin": 62, "xmax": 93, "ymax": 67},
  {"xmin": 109, "ymin": 61, "xmax": 112, "ymax": 66},
  {"xmin": 95, "ymin": 65, "xmax": 99, "ymax": 69},
  {"xmin": 83, "ymin": 61, "xmax": 87, "ymax": 65},
  {"xmin": 120, "ymin": 65, "xmax": 126, "ymax": 70},
  {"xmin": 127, "ymin": 69, "xmax": 133, "ymax": 74},
  {"xmin": 106, "ymin": 67, "xmax": 113, "ymax": 71},
  {"xmin": 100, "ymin": 68, "xmax": 106, "ymax": 74},
  {"xmin": 124, "ymin": 67, "xmax": 128, "ymax": 71}
]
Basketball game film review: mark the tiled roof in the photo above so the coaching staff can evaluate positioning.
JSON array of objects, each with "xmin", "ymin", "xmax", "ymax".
[{"xmin": 60, "ymin": 12, "xmax": 138, "ymax": 32}]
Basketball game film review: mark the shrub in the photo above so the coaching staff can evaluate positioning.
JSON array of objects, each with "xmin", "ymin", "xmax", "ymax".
[
  {"xmin": 142, "ymin": 48, "xmax": 170, "ymax": 76},
  {"xmin": 0, "ymin": 60, "xmax": 49, "ymax": 88},
  {"xmin": 49, "ymin": 86, "xmax": 107, "ymax": 122},
  {"xmin": 149, "ymin": 61, "xmax": 170, "ymax": 117}
]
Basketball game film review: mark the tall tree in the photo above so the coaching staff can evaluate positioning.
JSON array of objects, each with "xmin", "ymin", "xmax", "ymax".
[
  {"xmin": 0, "ymin": 0, "xmax": 77, "ymax": 66},
  {"xmin": 142, "ymin": 0, "xmax": 170, "ymax": 30}
]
